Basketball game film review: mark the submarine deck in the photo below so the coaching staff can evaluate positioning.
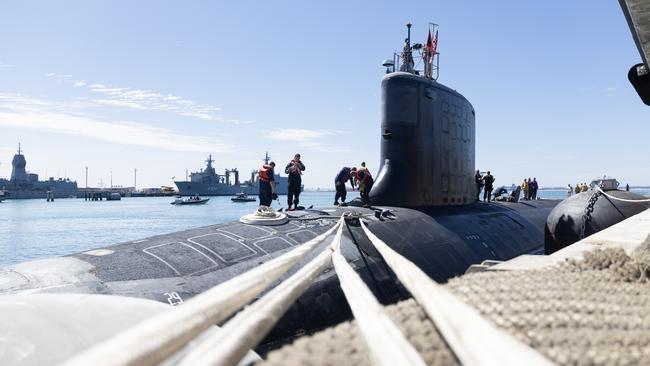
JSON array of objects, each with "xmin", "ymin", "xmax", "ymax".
[
  {"xmin": 0, "ymin": 199, "xmax": 560, "ymax": 360},
  {"xmin": 1, "ymin": 200, "xmax": 557, "ymax": 304}
]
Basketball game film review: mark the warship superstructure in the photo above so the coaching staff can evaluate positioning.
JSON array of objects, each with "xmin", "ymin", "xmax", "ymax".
[
  {"xmin": 174, "ymin": 152, "xmax": 289, "ymax": 196},
  {"xmin": 0, "ymin": 144, "xmax": 78, "ymax": 199}
]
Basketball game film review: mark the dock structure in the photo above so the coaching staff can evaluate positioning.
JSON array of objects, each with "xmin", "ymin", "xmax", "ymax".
[{"xmin": 80, "ymin": 187, "xmax": 176, "ymax": 200}]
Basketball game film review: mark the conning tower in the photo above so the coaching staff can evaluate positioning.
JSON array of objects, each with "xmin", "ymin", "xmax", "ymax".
[
  {"xmin": 371, "ymin": 23, "xmax": 475, "ymax": 207},
  {"xmin": 10, "ymin": 143, "xmax": 28, "ymax": 183}
]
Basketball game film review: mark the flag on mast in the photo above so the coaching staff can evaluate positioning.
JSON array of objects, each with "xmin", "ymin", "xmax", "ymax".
[
  {"xmin": 432, "ymin": 30, "xmax": 438, "ymax": 55},
  {"xmin": 426, "ymin": 29, "xmax": 434, "ymax": 54}
]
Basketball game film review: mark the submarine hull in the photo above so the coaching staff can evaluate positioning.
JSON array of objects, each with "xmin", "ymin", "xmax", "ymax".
[
  {"xmin": 545, "ymin": 190, "xmax": 650, "ymax": 254},
  {"xmin": 0, "ymin": 200, "xmax": 557, "ymax": 343}
]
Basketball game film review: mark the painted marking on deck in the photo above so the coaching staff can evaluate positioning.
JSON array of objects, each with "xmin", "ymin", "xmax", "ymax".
[
  {"xmin": 252, "ymin": 236, "xmax": 294, "ymax": 253},
  {"xmin": 83, "ymin": 249, "xmax": 115, "ymax": 256},
  {"xmin": 188, "ymin": 233, "xmax": 257, "ymax": 263},
  {"xmin": 143, "ymin": 243, "xmax": 182, "ymax": 276},
  {"xmin": 142, "ymin": 242, "xmax": 219, "ymax": 276},
  {"xmin": 286, "ymin": 229, "xmax": 319, "ymax": 245}
]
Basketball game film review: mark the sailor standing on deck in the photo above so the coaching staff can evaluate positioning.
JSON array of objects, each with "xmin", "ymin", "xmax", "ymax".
[
  {"xmin": 357, "ymin": 162, "xmax": 374, "ymax": 207},
  {"xmin": 334, "ymin": 166, "xmax": 357, "ymax": 206},
  {"xmin": 258, "ymin": 162, "xmax": 277, "ymax": 207},
  {"xmin": 522, "ymin": 179, "xmax": 529, "ymax": 200},
  {"xmin": 400, "ymin": 38, "xmax": 415, "ymax": 72},
  {"xmin": 285, "ymin": 154, "xmax": 305, "ymax": 211},
  {"xmin": 530, "ymin": 178, "xmax": 539, "ymax": 200},
  {"xmin": 482, "ymin": 171, "xmax": 495, "ymax": 202},
  {"xmin": 475, "ymin": 170, "xmax": 483, "ymax": 201}
]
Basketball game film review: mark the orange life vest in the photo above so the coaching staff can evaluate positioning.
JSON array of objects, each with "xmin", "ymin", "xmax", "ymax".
[
  {"xmin": 356, "ymin": 168, "xmax": 373, "ymax": 184},
  {"xmin": 259, "ymin": 165, "xmax": 273, "ymax": 182}
]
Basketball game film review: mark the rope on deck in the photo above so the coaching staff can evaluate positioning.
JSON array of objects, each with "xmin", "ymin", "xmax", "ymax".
[
  {"xmin": 63, "ymin": 218, "xmax": 343, "ymax": 366},
  {"xmin": 359, "ymin": 220, "xmax": 553, "ymax": 366},
  {"xmin": 178, "ymin": 224, "xmax": 343, "ymax": 365},
  {"xmin": 65, "ymin": 213, "xmax": 556, "ymax": 366},
  {"xmin": 594, "ymin": 186, "xmax": 650, "ymax": 203},
  {"xmin": 331, "ymin": 230, "xmax": 427, "ymax": 366},
  {"xmin": 181, "ymin": 217, "xmax": 427, "ymax": 366}
]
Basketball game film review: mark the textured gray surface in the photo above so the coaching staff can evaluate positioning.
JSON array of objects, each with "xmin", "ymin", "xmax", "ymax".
[
  {"xmin": 261, "ymin": 298, "xmax": 458, "ymax": 366},
  {"xmin": 260, "ymin": 248, "xmax": 650, "ymax": 366},
  {"xmin": 0, "ymin": 293, "xmax": 261, "ymax": 366},
  {"xmin": 620, "ymin": 0, "xmax": 650, "ymax": 66},
  {"xmin": 0, "ymin": 294, "xmax": 171, "ymax": 365}
]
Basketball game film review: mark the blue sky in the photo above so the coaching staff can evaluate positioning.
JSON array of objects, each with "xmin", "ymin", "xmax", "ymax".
[{"xmin": 0, "ymin": 1, "xmax": 648, "ymax": 189}]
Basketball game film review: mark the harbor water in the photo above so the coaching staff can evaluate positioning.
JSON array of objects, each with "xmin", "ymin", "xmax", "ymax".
[{"xmin": 0, "ymin": 189, "xmax": 646, "ymax": 266}]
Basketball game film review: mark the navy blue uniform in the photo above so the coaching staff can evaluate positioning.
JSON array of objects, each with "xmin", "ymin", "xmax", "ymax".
[
  {"xmin": 334, "ymin": 167, "xmax": 355, "ymax": 204},
  {"xmin": 285, "ymin": 160, "xmax": 305, "ymax": 209}
]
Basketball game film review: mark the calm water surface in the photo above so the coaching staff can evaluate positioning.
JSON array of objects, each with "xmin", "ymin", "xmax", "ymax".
[
  {"xmin": 0, "ymin": 192, "xmax": 355, "ymax": 265},
  {"xmin": 1, "ymin": 189, "xmax": 647, "ymax": 265}
]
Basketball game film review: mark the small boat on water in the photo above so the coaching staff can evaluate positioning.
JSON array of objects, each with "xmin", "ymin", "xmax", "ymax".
[
  {"xmin": 106, "ymin": 192, "xmax": 121, "ymax": 201},
  {"xmin": 171, "ymin": 196, "xmax": 210, "ymax": 205},
  {"xmin": 231, "ymin": 192, "xmax": 256, "ymax": 202}
]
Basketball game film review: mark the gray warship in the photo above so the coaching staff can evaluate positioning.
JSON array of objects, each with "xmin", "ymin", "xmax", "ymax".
[
  {"xmin": 0, "ymin": 144, "xmax": 78, "ymax": 199},
  {"xmin": 174, "ymin": 152, "xmax": 289, "ymax": 196}
]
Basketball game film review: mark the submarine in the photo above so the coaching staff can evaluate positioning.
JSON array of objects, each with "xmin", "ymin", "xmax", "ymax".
[{"xmin": 0, "ymin": 24, "xmax": 559, "ymax": 347}]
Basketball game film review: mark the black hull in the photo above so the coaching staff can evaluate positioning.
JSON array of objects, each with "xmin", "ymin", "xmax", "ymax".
[{"xmin": 0, "ymin": 200, "xmax": 558, "ymax": 345}]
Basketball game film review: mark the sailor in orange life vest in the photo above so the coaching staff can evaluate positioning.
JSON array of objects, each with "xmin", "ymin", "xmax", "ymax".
[
  {"xmin": 284, "ymin": 153, "xmax": 305, "ymax": 211},
  {"xmin": 258, "ymin": 161, "xmax": 277, "ymax": 206},
  {"xmin": 356, "ymin": 162, "xmax": 374, "ymax": 207}
]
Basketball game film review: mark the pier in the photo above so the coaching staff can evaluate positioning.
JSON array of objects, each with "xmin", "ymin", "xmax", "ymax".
[{"xmin": 79, "ymin": 187, "xmax": 176, "ymax": 200}]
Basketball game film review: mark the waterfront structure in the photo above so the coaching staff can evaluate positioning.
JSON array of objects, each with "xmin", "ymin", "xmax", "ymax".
[{"xmin": 0, "ymin": 144, "xmax": 78, "ymax": 199}]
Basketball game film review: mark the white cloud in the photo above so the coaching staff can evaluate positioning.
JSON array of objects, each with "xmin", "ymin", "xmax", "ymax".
[
  {"xmin": 268, "ymin": 128, "xmax": 333, "ymax": 141},
  {"xmin": 0, "ymin": 62, "xmax": 12, "ymax": 69},
  {"xmin": 0, "ymin": 94, "xmax": 233, "ymax": 154},
  {"xmin": 297, "ymin": 140, "xmax": 351, "ymax": 153},
  {"xmin": 47, "ymin": 73, "xmax": 227, "ymax": 122},
  {"xmin": 267, "ymin": 128, "xmax": 350, "ymax": 152},
  {"xmin": 556, "ymin": 156, "xmax": 577, "ymax": 161}
]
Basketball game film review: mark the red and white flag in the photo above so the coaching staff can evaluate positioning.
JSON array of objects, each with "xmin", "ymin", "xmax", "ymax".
[
  {"xmin": 432, "ymin": 30, "xmax": 438, "ymax": 55},
  {"xmin": 426, "ymin": 30, "xmax": 434, "ymax": 54}
]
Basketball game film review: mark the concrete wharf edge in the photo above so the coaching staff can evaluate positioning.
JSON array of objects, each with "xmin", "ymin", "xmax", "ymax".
[{"xmin": 491, "ymin": 208, "xmax": 650, "ymax": 271}]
